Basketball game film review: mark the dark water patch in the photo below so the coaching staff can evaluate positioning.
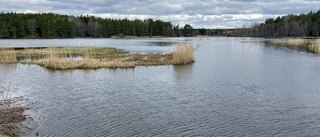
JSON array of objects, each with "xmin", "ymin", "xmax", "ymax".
[{"xmin": 147, "ymin": 41, "xmax": 183, "ymax": 46}]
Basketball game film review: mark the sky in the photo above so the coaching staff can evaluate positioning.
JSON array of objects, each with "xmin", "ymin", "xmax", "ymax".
[{"xmin": 1, "ymin": 0, "xmax": 320, "ymax": 29}]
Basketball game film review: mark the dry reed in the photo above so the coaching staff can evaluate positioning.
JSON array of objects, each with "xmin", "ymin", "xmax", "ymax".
[
  {"xmin": 3, "ymin": 45, "xmax": 195, "ymax": 69},
  {"xmin": 307, "ymin": 39, "xmax": 320, "ymax": 54},
  {"xmin": 0, "ymin": 81, "xmax": 29, "ymax": 137},
  {"xmin": 40, "ymin": 58, "xmax": 136, "ymax": 69},
  {"xmin": 0, "ymin": 45, "xmax": 17, "ymax": 64},
  {"xmin": 269, "ymin": 38, "xmax": 307, "ymax": 46},
  {"xmin": 268, "ymin": 38, "xmax": 320, "ymax": 55},
  {"xmin": 171, "ymin": 42, "xmax": 195, "ymax": 64},
  {"xmin": 38, "ymin": 47, "xmax": 136, "ymax": 69}
]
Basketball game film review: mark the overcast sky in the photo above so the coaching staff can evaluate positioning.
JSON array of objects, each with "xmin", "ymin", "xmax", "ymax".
[{"xmin": 1, "ymin": 0, "xmax": 320, "ymax": 28}]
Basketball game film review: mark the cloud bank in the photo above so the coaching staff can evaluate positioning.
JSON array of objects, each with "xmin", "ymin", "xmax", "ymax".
[{"xmin": 1, "ymin": 0, "xmax": 320, "ymax": 28}]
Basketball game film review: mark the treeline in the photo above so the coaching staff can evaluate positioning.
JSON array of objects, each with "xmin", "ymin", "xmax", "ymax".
[
  {"xmin": 0, "ymin": 12, "xmax": 196, "ymax": 38},
  {"xmin": 229, "ymin": 10, "xmax": 320, "ymax": 37}
]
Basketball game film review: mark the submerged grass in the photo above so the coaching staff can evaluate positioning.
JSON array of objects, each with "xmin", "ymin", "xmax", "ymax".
[{"xmin": 0, "ymin": 81, "xmax": 30, "ymax": 137}]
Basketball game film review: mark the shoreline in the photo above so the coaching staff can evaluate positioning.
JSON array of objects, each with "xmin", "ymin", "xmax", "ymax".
[
  {"xmin": 0, "ymin": 36, "xmax": 318, "ymax": 40},
  {"xmin": 0, "ymin": 35, "xmax": 216, "ymax": 40}
]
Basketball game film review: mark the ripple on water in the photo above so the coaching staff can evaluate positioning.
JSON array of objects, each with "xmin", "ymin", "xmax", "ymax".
[{"xmin": 2, "ymin": 37, "xmax": 320, "ymax": 136}]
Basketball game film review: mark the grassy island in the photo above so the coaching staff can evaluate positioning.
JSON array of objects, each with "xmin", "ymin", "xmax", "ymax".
[{"xmin": 0, "ymin": 43, "xmax": 195, "ymax": 70}]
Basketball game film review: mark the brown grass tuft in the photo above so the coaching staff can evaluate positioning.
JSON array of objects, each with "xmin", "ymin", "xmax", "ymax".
[
  {"xmin": 0, "ymin": 45, "xmax": 17, "ymax": 64},
  {"xmin": 37, "ymin": 47, "xmax": 136, "ymax": 69},
  {"xmin": 39, "ymin": 58, "xmax": 136, "ymax": 69},
  {"xmin": 171, "ymin": 42, "xmax": 195, "ymax": 64}
]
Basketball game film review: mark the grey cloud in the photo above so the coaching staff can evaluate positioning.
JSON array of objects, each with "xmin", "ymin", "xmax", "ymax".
[{"xmin": 1, "ymin": 0, "xmax": 320, "ymax": 28}]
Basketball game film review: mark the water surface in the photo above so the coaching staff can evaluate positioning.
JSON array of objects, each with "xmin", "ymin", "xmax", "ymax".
[
  {"xmin": 1, "ymin": 37, "xmax": 320, "ymax": 136},
  {"xmin": 0, "ymin": 38, "xmax": 192, "ymax": 54}
]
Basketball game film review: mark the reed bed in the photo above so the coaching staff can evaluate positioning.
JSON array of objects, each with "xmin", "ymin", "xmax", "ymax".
[
  {"xmin": 307, "ymin": 39, "xmax": 320, "ymax": 54},
  {"xmin": 39, "ymin": 44, "xmax": 193, "ymax": 69},
  {"xmin": 39, "ymin": 57, "xmax": 136, "ymax": 69},
  {"xmin": 0, "ymin": 45, "xmax": 17, "ymax": 64},
  {"xmin": 268, "ymin": 38, "xmax": 320, "ymax": 55},
  {"xmin": 171, "ymin": 42, "xmax": 195, "ymax": 64},
  {"xmin": 2, "ymin": 45, "xmax": 195, "ymax": 70},
  {"xmin": 16, "ymin": 47, "xmax": 118, "ymax": 58},
  {"xmin": 36, "ymin": 47, "xmax": 134, "ymax": 69},
  {"xmin": 269, "ymin": 38, "xmax": 307, "ymax": 46}
]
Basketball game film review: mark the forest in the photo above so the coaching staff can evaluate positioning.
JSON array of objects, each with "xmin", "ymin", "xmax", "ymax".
[
  {"xmin": 0, "ymin": 12, "xmax": 198, "ymax": 38},
  {"xmin": 3, "ymin": 10, "xmax": 319, "ymax": 39},
  {"xmin": 230, "ymin": 10, "xmax": 320, "ymax": 37}
]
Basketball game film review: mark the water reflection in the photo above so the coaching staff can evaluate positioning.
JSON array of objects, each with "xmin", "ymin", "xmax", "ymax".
[
  {"xmin": 0, "ymin": 38, "xmax": 191, "ymax": 54},
  {"xmin": 173, "ymin": 63, "xmax": 194, "ymax": 82},
  {"xmin": 0, "ymin": 64, "xmax": 18, "ymax": 81},
  {"xmin": 232, "ymin": 40, "xmax": 263, "ymax": 54},
  {"xmin": 263, "ymin": 40, "xmax": 320, "ymax": 55},
  {"xmin": 0, "ymin": 64, "xmax": 18, "ymax": 73},
  {"xmin": 306, "ymin": 44, "xmax": 320, "ymax": 54}
]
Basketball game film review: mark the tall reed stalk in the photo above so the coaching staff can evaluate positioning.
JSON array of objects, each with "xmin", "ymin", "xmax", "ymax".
[
  {"xmin": 0, "ymin": 45, "xmax": 17, "ymax": 64},
  {"xmin": 307, "ymin": 39, "xmax": 320, "ymax": 54},
  {"xmin": 171, "ymin": 42, "xmax": 195, "ymax": 64}
]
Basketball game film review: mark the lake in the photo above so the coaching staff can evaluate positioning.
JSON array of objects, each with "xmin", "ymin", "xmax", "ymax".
[{"xmin": 1, "ymin": 37, "xmax": 320, "ymax": 136}]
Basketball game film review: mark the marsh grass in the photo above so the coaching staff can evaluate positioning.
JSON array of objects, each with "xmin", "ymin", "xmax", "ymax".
[
  {"xmin": 36, "ymin": 47, "xmax": 136, "ymax": 69},
  {"xmin": 171, "ymin": 42, "xmax": 196, "ymax": 64},
  {"xmin": 4, "ymin": 45, "xmax": 194, "ymax": 70},
  {"xmin": 0, "ymin": 81, "xmax": 30, "ymax": 137},
  {"xmin": 40, "ymin": 57, "xmax": 136, "ymax": 69},
  {"xmin": 196, "ymin": 35, "xmax": 209, "ymax": 38},
  {"xmin": 269, "ymin": 38, "xmax": 307, "ymax": 46},
  {"xmin": 37, "ymin": 44, "xmax": 194, "ymax": 69},
  {"xmin": 268, "ymin": 38, "xmax": 320, "ymax": 55},
  {"xmin": 16, "ymin": 47, "xmax": 117, "ymax": 58},
  {"xmin": 0, "ymin": 45, "xmax": 17, "ymax": 64},
  {"xmin": 307, "ymin": 39, "xmax": 320, "ymax": 54},
  {"xmin": 16, "ymin": 47, "xmax": 174, "ymax": 69}
]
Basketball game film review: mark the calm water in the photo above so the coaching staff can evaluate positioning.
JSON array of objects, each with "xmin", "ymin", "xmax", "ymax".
[
  {"xmin": 1, "ymin": 37, "xmax": 320, "ymax": 136},
  {"xmin": 0, "ymin": 38, "xmax": 192, "ymax": 54}
]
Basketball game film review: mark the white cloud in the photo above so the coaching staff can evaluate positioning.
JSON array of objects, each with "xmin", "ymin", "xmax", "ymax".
[{"xmin": 1, "ymin": 0, "xmax": 320, "ymax": 28}]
